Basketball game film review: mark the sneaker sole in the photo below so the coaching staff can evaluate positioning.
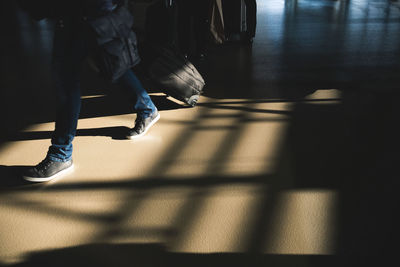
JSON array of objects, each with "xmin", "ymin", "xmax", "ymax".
[
  {"xmin": 127, "ymin": 113, "xmax": 160, "ymax": 140},
  {"xmin": 23, "ymin": 164, "xmax": 74, "ymax": 183}
]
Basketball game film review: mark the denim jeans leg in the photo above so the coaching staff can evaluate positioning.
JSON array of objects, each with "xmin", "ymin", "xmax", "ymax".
[
  {"xmin": 118, "ymin": 69, "xmax": 157, "ymax": 117},
  {"xmin": 47, "ymin": 19, "xmax": 87, "ymax": 162},
  {"xmin": 47, "ymin": 75, "xmax": 82, "ymax": 162}
]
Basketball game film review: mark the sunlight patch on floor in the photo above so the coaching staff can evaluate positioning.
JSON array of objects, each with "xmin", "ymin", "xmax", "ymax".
[
  {"xmin": 169, "ymin": 184, "xmax": 263, "ymax": 252},
  {"xmin": 264, "ymin": 189, "xmax": 337, "ymax": 255},
  {"xmin": 304, "ymin": 89, "xmax": 342, "ymax": 104},
  {"xmin": 221, "ymin": 102, "xmax": 290, "ymax": 176}
]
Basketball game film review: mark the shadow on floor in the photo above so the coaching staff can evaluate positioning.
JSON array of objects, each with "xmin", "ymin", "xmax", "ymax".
[
  {"xmin": 0, "ymin": 243, "xmax": 337, "ymax": 267},
  {"xmin": 2, "ymin": 91, "xmax": 398, "ymax": 265},
  {"xmin": 6, "ymin": 126, "xmax": 132, "ymax": 142},
  {"xmin": 1, "ymin": 90, "xmax": 398, "ymax": 266},
  {"xmin": 274, "ymin": 90, "xmax": 399, "ymax": 267},
  {"xmin": 0, "ymin": 165, "xmax": 32, "ymax": 188}
]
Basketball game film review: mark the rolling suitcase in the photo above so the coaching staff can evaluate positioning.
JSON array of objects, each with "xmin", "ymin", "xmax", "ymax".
[
  {"xmin": 130, "ymin": 0, "xmax": 204, "ymax": 106},
  {"xmin": 147, "ymin": 46, "xmax": 205, "ymax": 106}
]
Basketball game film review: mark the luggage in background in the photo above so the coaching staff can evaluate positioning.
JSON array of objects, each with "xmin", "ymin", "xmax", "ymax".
[
  {"xmin": 127, "ymin": 0, "xmax": 158, "ymax": 32},
  {"xmin": 221, "ymin": 0, "xmax": 247, "ymax": 42},
  {"xmin": 128, "ymin": 0, "xmax": 177, "ymax": 46},
  {"xmin": 210, "ymin": 0, "xmax": 226, "ymax": 44}
]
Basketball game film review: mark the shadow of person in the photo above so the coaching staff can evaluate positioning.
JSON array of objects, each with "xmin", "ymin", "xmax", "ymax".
[
  {"xmin": 149, "ymin": 94, "xmax": 192, "ymax": 111},
  {"xmin": 6, "ymin": 126, "xmax": 131, "ymax": 142},
  {"xmin": 78, "ymin": 94, "xmax": 189, "ymax": 121},
  {"xmin": 77, "ymin": 126, "xmax": 132, "ymax": 140},
  {"xmin": 5, "ymin": 94, "xmax": 194, "ymax": 143},
  {"xmin": 4, "ymin": 243, "xmax": 166, "ymax": 267},
  {"xmin": 0, "ymin": 242, "xmax": 338, "ymax": 267},
  {"xmin": 0, "ymin": 165, "xmax": 32, "ymax": 188}
]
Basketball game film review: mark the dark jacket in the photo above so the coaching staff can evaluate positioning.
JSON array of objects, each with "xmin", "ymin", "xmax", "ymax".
[
  {"xmin": 86, "ymin": 3, "xmax": 141, "ymax": 82},
  {"xmin": 18, "ymin": 0, "xmax": 138, "ymax": 82}
]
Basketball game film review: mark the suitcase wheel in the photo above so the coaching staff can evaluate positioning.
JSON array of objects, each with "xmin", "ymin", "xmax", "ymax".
[{"xmin": 187, "ymin": 95, "xmax": 199, "ymax": 107}]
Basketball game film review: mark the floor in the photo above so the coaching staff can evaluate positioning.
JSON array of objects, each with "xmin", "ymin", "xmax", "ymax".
[{"xmin": 0, "ymin": 0, "xmax": 399, "ymax": 266}]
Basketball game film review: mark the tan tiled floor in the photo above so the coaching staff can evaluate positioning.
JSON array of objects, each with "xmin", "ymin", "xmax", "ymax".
[{"xmin": 0, "ymin": 91, "xmax": 339, "ymax": 264}]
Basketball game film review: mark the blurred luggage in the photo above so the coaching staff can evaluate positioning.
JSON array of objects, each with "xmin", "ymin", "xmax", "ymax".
[
  {"xmin": 87, "ymin": 6, "xmax": 141, "ymax": 83},
  {"xmin": 128, "ymin": 0, "xmax": 177, "ymax": 45},
  {"xmin": 209, "ymin": 0, "xmax": 226, "ymax": 44},
  {"xmin": 222, "ymin": 0, "xmax": 247, "ymax": 42}
]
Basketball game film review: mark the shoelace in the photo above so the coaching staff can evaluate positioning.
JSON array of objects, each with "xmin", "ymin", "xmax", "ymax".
[
  {"xmin": 36, "ymin": 158, "xmax": 53, "ymax": 171},
  {"xmin": 133, "ymin": 118, "xmax": 145, "ymax": 133}
]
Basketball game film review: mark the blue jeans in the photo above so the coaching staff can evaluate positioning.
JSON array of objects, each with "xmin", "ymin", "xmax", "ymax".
[{"xmin": 47, "ymin": 17, "xmax": 156, "ymax": 162}]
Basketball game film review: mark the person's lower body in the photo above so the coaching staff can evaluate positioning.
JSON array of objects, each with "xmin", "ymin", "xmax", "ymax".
[
  {"xmin": 23, "ymin": 67, "xmax": 159, "ymax": 182},
  {"xmin": 23, "ymin": 17, "xmax": 86, "ymax": 182},
  {"xmin": 23, "ymin": 18, "xmax": 158, "ymax": 182}
]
